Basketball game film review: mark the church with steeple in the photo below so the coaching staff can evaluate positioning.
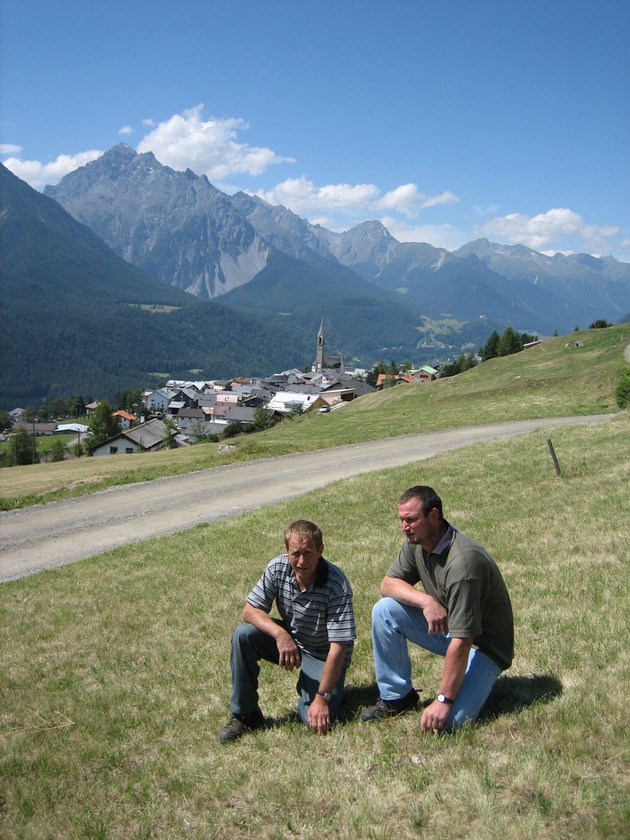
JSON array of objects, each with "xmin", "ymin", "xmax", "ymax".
[{"xmin": 313, "ymin": 317, "xmax": 345, "ymax": 373}]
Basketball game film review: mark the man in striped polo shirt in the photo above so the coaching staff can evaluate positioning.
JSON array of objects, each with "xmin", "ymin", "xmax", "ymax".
[{"xmin": 218, "ymin": 519, "xmax": 356, "ymax": 743}]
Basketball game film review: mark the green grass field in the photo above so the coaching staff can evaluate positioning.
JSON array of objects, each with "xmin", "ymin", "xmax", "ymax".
[{"xmin": 1, "ymin": 324, "xmax": 629, "ymax": 838}]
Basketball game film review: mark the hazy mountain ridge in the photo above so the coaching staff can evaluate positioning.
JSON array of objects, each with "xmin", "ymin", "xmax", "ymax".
[{"xmin": 44, "ymin": 146, "xmax": 630, "ymax": 337}]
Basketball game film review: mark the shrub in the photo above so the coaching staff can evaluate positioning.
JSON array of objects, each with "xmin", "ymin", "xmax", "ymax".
[{"xmin": 615, "ymin": 371, "xmax": 630, "ymax": 408}]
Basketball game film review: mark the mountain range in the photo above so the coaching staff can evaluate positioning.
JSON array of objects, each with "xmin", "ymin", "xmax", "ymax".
[
  {"xmin": 45, "ymin": 144, "xmax": 630, "ymax": 340},
  {"xmin": 2, "ymin": 145, "xmax": 630, "ymax": 408}
]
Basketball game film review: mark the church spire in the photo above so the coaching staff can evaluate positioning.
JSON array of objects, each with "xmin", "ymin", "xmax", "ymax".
[{"xmin": 315, "ymin": 317, "xmax": 325, "ymax": 370}]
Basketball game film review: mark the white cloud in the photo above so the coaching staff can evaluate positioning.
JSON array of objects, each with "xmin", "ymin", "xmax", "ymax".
[
  {"xmin": 381, "ymin": 217, "xmax": 468, "ymax": 251},
  {"xmin": 118, "ymin": 125, "xmax": 134, "ymax": 136},
  {"xmin": 477, "ymin": 208, "xmax": 619, "ymax": 254},
  {"xmin": 376, "ymin": 185, "xmax": 459, "ymax": 216},
  {"xmin": 255, "ymin": 176, "xmax": 459, "ymax": 226},
  {"xmin": 136, "ymin": 105, "xmax": 294, "ymax": 179},
  {"xmin": 2, "ymin": 150, "xmax": 103, "ymax": 189},
  {"xmin": 0, "ymin": 143, "xmax": 22, "ymax": 155},
  {"xmin": 256, "ymin": 176, "xmax": 380, "ymax": 214}
]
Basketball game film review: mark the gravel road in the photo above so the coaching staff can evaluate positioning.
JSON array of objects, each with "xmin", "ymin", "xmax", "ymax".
[{"xmin": 0, "ymin": 415, "xmax": 612, "ymax": 582}]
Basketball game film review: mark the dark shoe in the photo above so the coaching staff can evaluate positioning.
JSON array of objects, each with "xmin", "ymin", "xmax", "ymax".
[
  {"xmin": 218, "ymin": 708, "xmax": 265, "ymax": 743},
  {"xmin": 360, "ymin": 688, "xmax": 420, "ymax": 722}
]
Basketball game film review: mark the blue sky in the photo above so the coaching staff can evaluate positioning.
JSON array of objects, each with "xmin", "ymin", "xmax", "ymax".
[{"xmin": 2, "ymin": 0, "xmax": 629, "ymax": 260}]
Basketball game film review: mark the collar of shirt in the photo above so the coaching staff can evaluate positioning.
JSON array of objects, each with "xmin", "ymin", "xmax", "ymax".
[
  {"xmin": 289, "ymin": 556, "xmax": 330, "ymax": 591},
  {"xmin": 431, "ymin": 523, "xmax": 457, "ymax": 555}
]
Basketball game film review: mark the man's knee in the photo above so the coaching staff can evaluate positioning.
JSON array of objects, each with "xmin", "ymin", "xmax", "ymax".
[
  {"xmin": 232, "ymin": 622, "xmax": 255, "ymax": 643},
  {"xmin": 231, "ymin": 622, "xmax": 261, "ymax": 656},
  {"xmin": 372, "ymin": 596, "xmax": 393, "ymax": 621}
]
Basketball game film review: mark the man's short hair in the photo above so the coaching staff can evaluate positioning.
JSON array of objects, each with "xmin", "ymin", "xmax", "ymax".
[
  {"xmin": 284, "ymin": 520, "xmax": 323, "ymax": 550},
  {"xmin": 399, "ymin": 486, "xmax": 444, "ymax": 519}
]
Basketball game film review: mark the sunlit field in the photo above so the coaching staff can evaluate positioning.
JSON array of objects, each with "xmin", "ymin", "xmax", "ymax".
[{"xmin": 1, "ymin": 414, "xmax": 629, "ymax": 838}]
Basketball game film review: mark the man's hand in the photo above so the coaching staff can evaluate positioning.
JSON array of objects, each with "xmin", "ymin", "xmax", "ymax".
[
  {"xmin": 421, "ymin": 699, "xmax": 451, "ymax": 732},
  {"xmin": 308, "ymin": 694, "xmax": 331, "ymax": 734},
  {"xmin": 423, "ymin": 597, "xmax": 448, "ymax": 635},
  {"xmin": 276, "ymin": 633, "xmax": 301, "ymax": 670}
]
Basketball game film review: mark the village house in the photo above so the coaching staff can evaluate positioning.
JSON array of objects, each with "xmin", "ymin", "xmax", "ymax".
[
  {"xmin": 267, "ymin": 392, "xmax": 325, "ymax": 415},
  {"xmin": 91, "ymin": 418, "xmax": 182, "ymax": 456},
  {"xmin": 112, "ymin": 410, "xmax": 136, "ymax": 430}
]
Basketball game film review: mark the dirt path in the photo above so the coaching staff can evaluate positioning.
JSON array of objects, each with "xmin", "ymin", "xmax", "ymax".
[{"xmin": 0, "ymin": 415, "xmax": 613, "ymax": 582}]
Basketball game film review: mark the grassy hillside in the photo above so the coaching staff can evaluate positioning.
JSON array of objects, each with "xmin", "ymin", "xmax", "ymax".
[
  {"xmin": 1, "ymin": 323, "xmax": 628, "ymax": 508},
  {"xmin": 1, "ymin": 411, "xmax": 628, "ymax": 838}
]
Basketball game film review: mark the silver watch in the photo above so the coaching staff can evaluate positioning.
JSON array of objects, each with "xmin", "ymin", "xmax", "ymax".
[
  {"xmin": 317, "ymin": 690, "xmax": 332, "ymax": 702},
  {"xmin": 436, "ymin": 692, "xmax": 454, "ymax": 705}
]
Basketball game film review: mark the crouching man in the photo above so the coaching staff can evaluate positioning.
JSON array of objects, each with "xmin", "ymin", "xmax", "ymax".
[
  {"xmin": 219, "ymin": 520, "xmax": 356, "ymax": 742},
  {"xmin": 361, "ymin": 486, "xmax": 514, "ymax": 732}
]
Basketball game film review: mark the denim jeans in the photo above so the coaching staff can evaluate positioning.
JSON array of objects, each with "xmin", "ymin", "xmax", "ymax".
[
  {"xmin": 229, "ymin": 621, "xmax": 347, "ymax": 725},
  {"xmin": 371, "ymin": 597, "xmax": 502, "ymax": 730}
]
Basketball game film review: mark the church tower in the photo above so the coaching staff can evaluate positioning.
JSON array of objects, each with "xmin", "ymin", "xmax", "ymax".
[
  {"xmin": 313, "ymin": 317, "xmax": 344, "ymax": 373},
  {"xmin": 315, "ymin": 317, "xmax": 325, "ymax": 371}
]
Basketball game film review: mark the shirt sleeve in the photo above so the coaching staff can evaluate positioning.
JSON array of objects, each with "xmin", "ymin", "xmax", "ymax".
[
  {"xmin": 385, "ymin": 542, "xmax": 421, "ymax": 585},
  {"xmin": 443, "ymin": 576, "xmax": 483, "ymax": 639},
  {"xmin": 326, "ymin": 582, "xmax": 357, "ymax": 643},
  {"xmin": 246, "ymin": 558, "xmax": 280, "ymax": 613}
]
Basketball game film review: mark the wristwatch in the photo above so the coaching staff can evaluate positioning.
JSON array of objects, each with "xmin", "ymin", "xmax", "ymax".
[
  {"xmin": 436, "ymin": 692, "xmax": 454, "ymax": 705},
  {"xmin": 317, "ymin": 690, "xmax": 333, "ymax": 702}
]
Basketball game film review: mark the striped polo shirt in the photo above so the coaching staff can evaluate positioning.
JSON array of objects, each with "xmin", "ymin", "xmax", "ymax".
[{"xmin": 247, "ymin": 554, "xmax": 356, "ymax": 665}]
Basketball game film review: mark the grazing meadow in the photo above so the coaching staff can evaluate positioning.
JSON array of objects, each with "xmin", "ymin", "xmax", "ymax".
[{"xmin": 1, "ymin": 324, "xmax": 629, "ymax": 838}]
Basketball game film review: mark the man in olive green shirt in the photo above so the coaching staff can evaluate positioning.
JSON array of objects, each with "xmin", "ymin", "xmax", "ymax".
[{"xmin": 362, "ymin": 485, "xmax": 514, "ymax": 731}]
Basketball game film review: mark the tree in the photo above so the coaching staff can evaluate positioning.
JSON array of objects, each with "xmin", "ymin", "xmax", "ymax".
[
  {"xmin": 481, "ymin": 330, "xmax": 500, "ymax": 361},
  {"xmin": 497, "ymin": 326, "xmax": 523, "ymax": 357},
  {"xmin": 223, "ymin": 420, "xmax": 243, "ymax": 438},
  {"xmin": 48, "ymin": 397, "xmax": 68, "ymax": 419},
  {"xmin": 85, "ymin": 401, "xmax": 120, "ymax": 451},
  {"xmin": 11, "ymin": 428, "xmax": 39, "ymax": 465},
  {"xmin": 616, "ymin": 371, "xmax": 630, "ymax": 409},
  {"xmin": 589, "ymin": 319, "xmax": 612, "ymax": 329},
  {"xmin": 367, "ymin": 359, "xmax": 388, "ymax": 387},
  {"xmin": 68, "ymin": 395, "xmax": 86, "ymax": 417},
  {"xmin": 440, "ymin": 351, "xmax": 478, "ymax": 379},
  {"xmin": 49, "ymin": 438, "xmax": 67, "ymax": 462},
  {"xmin": 161, "ymin": 415, "xmax": 178, "ymax": 448},
  {"xmin": 0, "ymin": 409, "xmax": 12, "ymax": 433},
  {"xmin": 247, "ymin": 405, "xmax": 277, "ymax": 433},
  {"xmin": 115, "ymin": 388, "xmax": 143, "ymax": 412}
]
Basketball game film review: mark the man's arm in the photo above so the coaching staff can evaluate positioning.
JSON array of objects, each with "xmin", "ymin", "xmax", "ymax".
[
  {"xmin": 242, "ymin": 602, "xmax": 301, "ymax": 669},
  {"xmin": 307, "ymin": 641, "xmax": 348, "ymax": 735},
  {"xmin": 380, "ymin": 575, "xmax": 448, "ymax": 634},
  {"xmin": 420, "ymin": 635, "xmax": 473, "ymax": 731}
]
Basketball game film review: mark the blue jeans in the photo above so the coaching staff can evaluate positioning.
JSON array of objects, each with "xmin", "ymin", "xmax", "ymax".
[
  {"xmin": 229, "ymin": 621, "xmax": 348, "ymax": 725},
  {"xmin": 371, "ymin": 597, "xmax": 502, "ymax": 730}
]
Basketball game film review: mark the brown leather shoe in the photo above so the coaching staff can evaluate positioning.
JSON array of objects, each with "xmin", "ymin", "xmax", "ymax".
[
  {"xmin": 360, "ymin": 688, "xmax": 420, "ymax": 721},
  {"xmin": 218, "ymin": 708, "xmax": 265, "ymax": 743}
]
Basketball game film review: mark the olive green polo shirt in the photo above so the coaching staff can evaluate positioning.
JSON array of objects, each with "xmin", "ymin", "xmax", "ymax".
[{"xmin": 387, "ymin": 524, "xmax": 514, "ymax": 670}]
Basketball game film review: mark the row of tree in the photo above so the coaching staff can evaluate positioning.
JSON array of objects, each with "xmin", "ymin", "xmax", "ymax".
[{"xmin": 439, "ymin": 327, "xmax": 538, "ymax": 378}]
